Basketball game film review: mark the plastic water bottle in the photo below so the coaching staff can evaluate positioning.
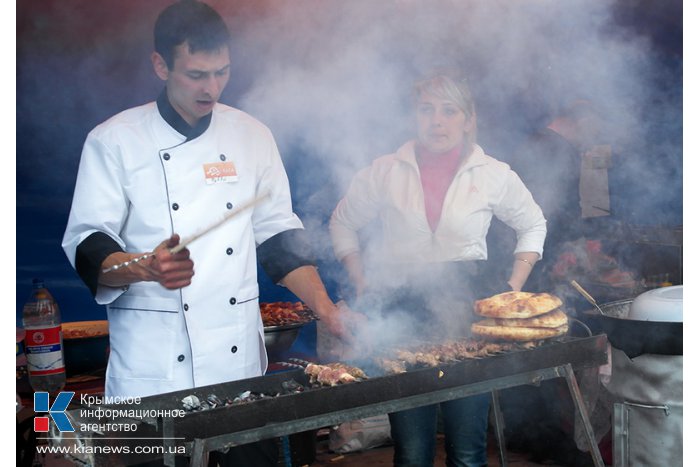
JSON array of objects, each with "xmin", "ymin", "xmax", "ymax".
[{"xmin": 22, "ymin": 279, "xmax": 66, "ymax": 393}]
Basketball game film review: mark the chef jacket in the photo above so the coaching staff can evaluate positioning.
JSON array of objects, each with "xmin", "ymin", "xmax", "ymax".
[
  {"xmin": 62, "ymin": 94, "xmax": 313, "ymax": 398},
  {"xmin": 329, "ymin": 141, "xmax": 546, "ymax": 265}
]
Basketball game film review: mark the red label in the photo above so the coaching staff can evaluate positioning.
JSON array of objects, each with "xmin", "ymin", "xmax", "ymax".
[
  {"xmin": 26, "ymin": 326, "xmax": 61, "ymax": 347},
  {"xmin": 25, "ymin": 326, "xmax": 64, "ymax": 374}
]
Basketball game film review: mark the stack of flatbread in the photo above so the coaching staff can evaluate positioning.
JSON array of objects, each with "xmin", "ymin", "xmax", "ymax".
[{"xmin": 471, "ymin": 291, "xmax": 568, "ymax": 342}]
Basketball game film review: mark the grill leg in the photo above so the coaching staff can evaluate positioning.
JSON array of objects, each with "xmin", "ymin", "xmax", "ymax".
[
  {"xmin": 490, "ymin": 390, "xmax": 508, "ymax": 467},
  {"xmin": 162, "ymin": 417, "xmax": 176, "ymax": 467},
  {"xmin": 613, "ymin": 402, "xmax": 629, "ymax": 467},
  {"xmin": 281, "ymin": 435, "xmax": 292, "ymax": 467},
  {"xmin": 561, "ymin": 364, "xmax": 605, "ymax": 467},
  {"xmin": 189, "ymin": 438, "xmax": 208, "ymax": 467}
]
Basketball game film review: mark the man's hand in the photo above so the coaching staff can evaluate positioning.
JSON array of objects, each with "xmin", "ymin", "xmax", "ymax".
[
  {"xmin": 146, "ymin": 234, "xmax": 195, "ymax": 289},
  {"xmin": 279, "ymin": 265, "xmax": 369, "ymax": 342},
  {"xmin": 99, "ymin": 234, "xmax": 194, "ymax": 289},
  {"xmin": 315, "ymin": 300, "xmax": 370, "ymax": 361},
  {"xmin": 318, "ymin": 300, "xmax": 368, "ymax": 341}
]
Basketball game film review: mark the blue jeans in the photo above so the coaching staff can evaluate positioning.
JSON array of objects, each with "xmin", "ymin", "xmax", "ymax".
[{"xmin": 389, "ymin": 393, "xmax": 491, "ymax": 467}]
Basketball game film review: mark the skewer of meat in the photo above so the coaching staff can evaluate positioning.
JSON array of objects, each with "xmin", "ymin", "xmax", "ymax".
[
  {"xmin": 304, "ymin": 363, "xmax": 366, "ymax": 386},
  {"xmin": 373, "ymin": 357, "xmax": 407, "ymax": 374},
  {"xmin": 325, "ymin": 362, "xmax": 368, "ymax": 379}
]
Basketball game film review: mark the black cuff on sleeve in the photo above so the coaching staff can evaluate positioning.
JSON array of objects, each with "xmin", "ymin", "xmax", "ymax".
[
  {"xmin": 75, "ymin": 232, "xmax": 124, "ymax": 297},
  {"xmin": 257, "ymin": 229, "xmax": 317, "ymax": 284}
]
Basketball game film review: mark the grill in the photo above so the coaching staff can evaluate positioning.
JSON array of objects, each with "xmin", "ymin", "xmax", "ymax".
[{"xmin": 62, "ymin": 334, "xmax": 609, "ymax": 466}]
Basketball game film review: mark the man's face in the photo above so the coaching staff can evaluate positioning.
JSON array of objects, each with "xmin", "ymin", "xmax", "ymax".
[
  {"xmin": 415, "ymin": 92, "xmax": 473, "ymax": 154},
  {"xmin": 153, "ymin": 43, "xmax": 231, "ymax": 126}
]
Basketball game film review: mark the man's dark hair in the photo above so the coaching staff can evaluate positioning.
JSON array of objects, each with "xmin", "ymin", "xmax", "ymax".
[{"xmin": 154, "ymin": 0, "xmax": 231, "ymax": 69}]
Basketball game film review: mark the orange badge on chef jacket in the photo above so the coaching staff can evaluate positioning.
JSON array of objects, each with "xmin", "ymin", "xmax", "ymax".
[{"xmin": 203, "ymin": 161, "xmax": 238, "ymax": 184}]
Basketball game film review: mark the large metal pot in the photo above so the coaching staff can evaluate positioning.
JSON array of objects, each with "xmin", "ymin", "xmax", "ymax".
[{"xmin": 582, "ymin": 298, "xmax": 682, "ymax": 358}]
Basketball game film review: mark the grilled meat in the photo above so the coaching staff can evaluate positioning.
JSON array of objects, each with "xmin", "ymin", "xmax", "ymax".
[
  {"xmin": 374, "ymin": 339, "xmax": 539, "ymax": 374},
  {"xmin": 325, "ymin": 362, "xmax": 368, "ymax": 379},
  {"xmin": 304, "ymin": 363, "xmax": 365, "ymax": 386},
  {"xmin": 373, "ymin": 357, "xmax": 407, "ymax": 374}
]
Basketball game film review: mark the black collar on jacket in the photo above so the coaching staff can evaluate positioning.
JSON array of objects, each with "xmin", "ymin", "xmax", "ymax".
[{"xmin": 156, "ymin": 88, "xmax": 212, "ymax": 141}]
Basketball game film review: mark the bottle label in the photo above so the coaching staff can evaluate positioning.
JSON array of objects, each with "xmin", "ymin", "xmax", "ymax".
[{"xmin": 25, "ymin": 326, "xmax": 65, "ymax": 375}]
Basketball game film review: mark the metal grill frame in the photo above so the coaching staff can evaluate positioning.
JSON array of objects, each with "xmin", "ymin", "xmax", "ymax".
[{"xmin": 67, "ymin": 335, "xmax": 609, "ymax": 467}]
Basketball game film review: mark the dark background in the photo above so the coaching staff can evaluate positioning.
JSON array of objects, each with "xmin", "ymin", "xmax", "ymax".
[{"xmin": 16, "ymin": 1, "xmax": 682, "ymax": 355}]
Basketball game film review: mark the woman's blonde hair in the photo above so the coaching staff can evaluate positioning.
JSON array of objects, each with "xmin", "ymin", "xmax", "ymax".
[{"xmin": 413, "ymin": 70, "xmax": 476, "ymax": 120}]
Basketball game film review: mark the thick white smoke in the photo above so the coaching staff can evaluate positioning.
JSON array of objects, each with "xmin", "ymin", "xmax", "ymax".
[
  {"xmin": 233, "ymin": 0, "xmax": 663, "ymax": 165},
  {"xmin": 223, "ymin": 0, "xmax": 681, "ymax": 350},
  {"xmin": 226, "ymin": 0, "xmax": 679, "ymax": 230}
]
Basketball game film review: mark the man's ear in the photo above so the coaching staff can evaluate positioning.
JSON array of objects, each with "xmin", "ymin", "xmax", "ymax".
[{"xmin": 151, "ymin": 52, "xmax": 169, "ymax": 81}]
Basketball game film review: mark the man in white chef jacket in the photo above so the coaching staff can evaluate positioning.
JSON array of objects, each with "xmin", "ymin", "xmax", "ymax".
[{"xmin": 62, "ymin": 2, "xmax": 353, "ymax": 465}]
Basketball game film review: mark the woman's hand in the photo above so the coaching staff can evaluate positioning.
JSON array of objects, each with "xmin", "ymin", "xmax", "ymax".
[
  {"xmin": 508, "ymin": 252, "xmax": 540, "ymax": 292},
  {"xmin": 340, "ymin": 252, "xmax": 368, "ymax": 300}
]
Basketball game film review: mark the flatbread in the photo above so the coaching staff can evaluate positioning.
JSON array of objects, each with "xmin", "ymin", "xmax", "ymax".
[
  {"xmin": 474, "ymin": 291, "xmax": 563, "ymax": 319},
  {"xmin": 494, "ymin": 308, "xmax": 568, "ymax": 328},
  {"xmin": 471, "ymin": 319, "xmax": 569, "ymax": 341}
]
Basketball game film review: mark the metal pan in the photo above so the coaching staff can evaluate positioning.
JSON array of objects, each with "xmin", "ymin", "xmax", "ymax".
[
  {"xmin": 264, "ymin": 322, "xmax": 306, "ymax": 356},
  {"xmin": 582, "ymin": 298, "xmax": 682, "ymax": 358}
]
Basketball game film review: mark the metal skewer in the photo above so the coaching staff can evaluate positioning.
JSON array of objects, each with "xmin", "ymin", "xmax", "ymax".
[
  {"xmin": 101, "ymin": 191, "xmax": 271, "ymax": 274},
  {"xmin": 101, "ymin": 252, "xmax": 155, "ymax": 274}
]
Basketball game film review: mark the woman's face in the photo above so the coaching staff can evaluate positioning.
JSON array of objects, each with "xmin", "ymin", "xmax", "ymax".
[{"xmin": 416, "ymin": 91, "xmax": 474, "ymax": 154}]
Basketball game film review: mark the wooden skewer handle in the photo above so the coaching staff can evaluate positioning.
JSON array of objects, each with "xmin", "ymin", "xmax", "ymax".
[
  {"xmin": 569, "ymin": 280, "xmax": 598, "ymax": 306},
  {"xmin": 102, "ymin": 192, "xmax": 270, "ymax": 273},
  {"xmin": 169, "ymin": 191, "xmax": 271, "ymax": 254}
]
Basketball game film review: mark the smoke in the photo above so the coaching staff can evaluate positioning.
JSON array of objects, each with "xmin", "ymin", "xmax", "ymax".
[
  {"xmin": 234, "ymin": 1, "xmax": 672, "ymax": 157},
  {"xmin": 15, "ymin": 0, "xmax": 682, "ymax": 336},
  {"xmin": 228, "ymin": 0, "xmax": 680, "ymax": 228},
  {"xmin": 225, "ymin": 0, "xmax": 681, "ymax": 345}
]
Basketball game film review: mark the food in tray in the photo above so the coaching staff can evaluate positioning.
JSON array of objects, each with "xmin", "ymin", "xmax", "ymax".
[
  {"xmin": 62, "ymin": 320, "xmax": 109, "ymax": 339},
  {"xmin": 474, "ymin": 291, "xmax": 563, "ymax": 319},
  {"xmin": 260, "ymin": 301, "xmax": 316, "ymax": 327},
  {"xmin": 472, "ymin": 291, "xmax": 568, "ymax": 341},
  {"xmin": 304, "ymin": 362, "xmax": 367, "ymax": 386}
]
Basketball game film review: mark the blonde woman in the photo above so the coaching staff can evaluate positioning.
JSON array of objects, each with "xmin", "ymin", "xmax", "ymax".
[{"xmin": 329, "ymin": 70, "xmax": 546, "ymax": 466}]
